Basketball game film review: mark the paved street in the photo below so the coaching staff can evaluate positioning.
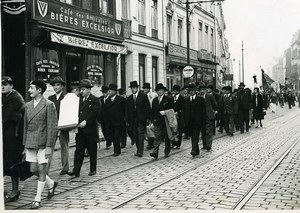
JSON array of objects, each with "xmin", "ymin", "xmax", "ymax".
[{"xmin": 4, "ymin": 106, "xmax": 300, "ymax": 210}]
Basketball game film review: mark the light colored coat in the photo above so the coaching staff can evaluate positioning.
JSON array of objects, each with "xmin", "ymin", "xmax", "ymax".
[{"xmin": 23, "ymin": 96, "xmax": 58, "ymax": 149}]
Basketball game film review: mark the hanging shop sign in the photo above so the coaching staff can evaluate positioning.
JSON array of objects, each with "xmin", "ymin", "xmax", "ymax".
[
  {"xmin": 35, "ymin": 59, "xmax": 60, "ymax": 73},
  {"xmin": 32, "ymin": 0, "xmax": 124, "ymax": 39},
  {"xmin": 50, "ymin": 32, "xmax": 127, "ymax": 54},
  {"xmin": 183, "ymin": 66, "xmax": 194, "ymax": 78}
]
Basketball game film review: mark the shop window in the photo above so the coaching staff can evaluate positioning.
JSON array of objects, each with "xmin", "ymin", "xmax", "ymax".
[
  {"xmin": 139, "ymin": 54, "xmax": 146, "ymax": 86},
  {"xmin": 85, "ymin": 53, "xmax": 104, "ymax": 86},
  {"xmin": 152, "ymin": 56, "xmax": 158, "ymax": 88},
  {"xmin": 34, "ymin": 47, "xmax": 60, "ymax": 83}
]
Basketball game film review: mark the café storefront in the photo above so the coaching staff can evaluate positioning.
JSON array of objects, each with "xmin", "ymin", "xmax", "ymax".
[{"xmin": 3, "ymin": 0, "xmax": 128, "ymax": 99}]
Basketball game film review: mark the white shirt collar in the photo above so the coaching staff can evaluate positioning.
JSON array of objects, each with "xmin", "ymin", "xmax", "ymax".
[
  {"xmin": 111, "ymin": 94, "xmax": 117, "ymax": 102},
  {"xmin": 34, "ymin": 96, "xmax": 42, "ymax": 108},
  {"xmin": 175, "ymin": 94, "xmax": 180, "ymax": 100},
  {"xmin": 56, "ymin": 91, "xmax": 63, "ymax": 100},
  {"xmin": 133, "ymin": 92, "xmax": 139, "ymax": 99}
]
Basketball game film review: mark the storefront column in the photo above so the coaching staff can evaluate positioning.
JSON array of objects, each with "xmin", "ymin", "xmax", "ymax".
[
  {"xmin": 117, "ymin": 54, "xmax": 121, "ymax": 87},
  {"xmin": 159, "ymin": 56, "xmax": 165, "ymax": 84},
  {"xmin": 146, "ymin": 53, "xmax": 152, "ymax": 84},
  {"xmin": 132, "ymin": 50, "xmax": 139, "ymax": 82}
]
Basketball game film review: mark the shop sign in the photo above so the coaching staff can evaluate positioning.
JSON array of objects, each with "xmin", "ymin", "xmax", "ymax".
[
  {"xmin": 50, "ymin": 32, "xmax": 127, "ymax": 54},
  {"xmin": 183, "ymin": 66, "xmax": 194, "ymax": 78},
  {"xmin": 32, "ymin": 0, "xmax": 124, "ymax": 39},
  {"xmin": 87, "ymin": 65, "xmax": 103, "ymax": 76},
  {"xmin": 223, "ymin": 74, "xmax": 234, "ymax": 81},
  {"xmin": 168, "ymin": 43, "xmax": 198, "ymax": 61},
  {"xmin": 198, "ymin": 49, "xmax": 214, "ymax": 61},
  {"xmin": 36, "ymin": 59, "xmax": 59, "ymax": 73}
]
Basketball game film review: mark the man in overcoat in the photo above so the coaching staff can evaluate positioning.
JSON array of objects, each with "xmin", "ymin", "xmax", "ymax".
[
  {"xmin": 182, "ymin": 83, "xmax": 206, "ymax": 157},
  {"xmin": 107, "ymin": 84, "xmax": 126, "ymax": 156},
  {"xmin": 48, "ymin": 76, "xmax": 70, "ymax": 175},
  {"xmin": 223, "ymin": 86, "xmax": 235, "ymax": 136},
  {"xmin": 126, "ymin": 81, "xmax": 150, "ymax": 157},
  {"xmin": 23, "ymin": 80, "xmax": 58, "ymax": 209},
  {"xmin": 68, "ymin": 79, "xmax": 100, "ymax": 177},
  {"xmin": 237, "ymin": 82, "xmax": 252, "ymax": 133}
]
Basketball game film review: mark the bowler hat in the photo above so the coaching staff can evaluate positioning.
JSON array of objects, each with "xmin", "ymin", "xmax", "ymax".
[
  {"xmin": 30, "ymin": 79, "xmax": 47, "ymax": 93},
  {"xmin": 118, "ymin": 88, "xmax": 126, "ymax": 95},
  {"xmin": 108, "ymin": 84, "xmax": 118, "ymax": 91},
  {"xmin": 226, "ymin": 86, "xmax": 232, "ymax": 92},
  {"xmin": 101, "ymin": 86, "xmax": 109, "ymax": 92},
  {"xmin": 129, "ymin": 81, "xmax": 139, "ymax": 88},
  {"xmin": 142, "ymin": 82, "xmax": 151, "ymax": 89},
  {"xmin": 2, "ymin": 76, "xmax": 13, "ymax": 84},
  {"xmin": 79, "ymin": 79, "xmax": 93, "ymax": 88},
  {"xmin": 155, "ymin": 83, "xmax": 166, "ymax": 91},
  {"xmin": 172, "ymin": 85, "xmax": 181, "ymax": 92},
  {"xmin": 50, "ymin": 76, "xmax": 66, "ymax": 86},
  {"xmin": 239, "ymin": 82, "xmax": 246, "ymax": 87},
  {"xmin": 207, "ymin": 85, "xmax": 214, "ymax": 90},
  {"xmin": 187, "ymin": 83, "xmax": 197, "ymax": 90}
]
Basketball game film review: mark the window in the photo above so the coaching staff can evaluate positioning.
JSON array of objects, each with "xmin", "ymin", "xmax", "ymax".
[
  {"xmin": 205, "ymin": 25, "xmax": 209, "ymax": 50},
  {"xmin": 99, "ymin": 0, "xmax": 113, "ymax": 15},
  {"xmin": 60, "ymin": 0, "xmax": 73, "ymax": 4},
  {"xmin": 198, "ymin": 22, "xmax": 203, "ymax": 50},
  {"xmin": 211, "ymin": 28, "xmax": 214, "ymax": 54},
  {"xmin": 139, "ymin": 54, "xmax": 146, "ymax": 86},
  {"xmin": 151, "ymin": 0, "xmax": 158, "ymax": 30},
  {"xmin": 152, "ymin": 57, "xmax": 158, "ymax": 87},
  {"xmin": 122, "ymin": 0, "xmax": 129, "ymax": 19},
  {"xmin": 82, "ymin": 0, "xmax": 93, "ymax": 11},
  {"xmin": 138, "ymin": 0, "xmax": 145, "ymax": 26},
  {"xmin": 178, "ymin": 19, "xmax": 183, "ymax": 46},
  {"xmin": 167, "ymin": 15, "xmax": 172, "ymax": 43},
  {"xmin": 85, "ymin": 53, "xmax": 104, "ymax": 86}
]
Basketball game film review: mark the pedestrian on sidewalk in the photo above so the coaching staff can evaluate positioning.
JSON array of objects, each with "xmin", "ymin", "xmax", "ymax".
[
  {"xmin": 150, "ymin": 83, "xmax": 172, "ymax": 159},
  {"xmin": 270, "ymin": 92, "xmax": 277, "ymax": 112},
  {"xmin": 182, "ymin": 83, "xmax": 206, "ymax": 157},
  {"xmin": 23, "ymin": 80, "xmax": 58, "ymax": 209},
  {"xmin": 47, "ymin": 76, "xmax": 70, "ymax": 176},
  {"xmin": 2, "ymin": 76, "xmax": 25, "ymax": 203},
  {"xmin": 68, "ymin": 79, "xmax": 100, "ymax": 177},
  {"xmin": 223, "ymin": 86, "xmax": 235, "ymax": 136},
  {"xmin": 126, "ymin": 81, "xmax": 150, "ymax": 157},
  {"xmin": 107, "ymin": 84, "xmax": 126, "ymax": 156},
  {"xmin": 237, "ymin": 82, "xmax": 252, "ymax": 133},
  {"xmin": 252, "ymin": 87, "xmax": 265, "ymax": 128},
  {"xmin": 118, "ymin": 88, "xmax": 129, "ymax": 149}
]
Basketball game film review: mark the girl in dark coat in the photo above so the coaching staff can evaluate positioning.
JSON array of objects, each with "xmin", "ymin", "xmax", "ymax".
[
  {"xmin": 252, "ymin": 87, "xmax": 264, "ymax": 128},
  {"xmin": 2, "ymin": 76, "xmax": 25, "ymax": 202}
]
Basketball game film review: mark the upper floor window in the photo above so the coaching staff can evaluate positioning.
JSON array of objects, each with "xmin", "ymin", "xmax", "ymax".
[
  {"xmin": 122, "ymin": 0, "xmax": 129, "ymax": 19},
  {"xmin": 178, "ymin": 19, "xmax": 183, "ymax": 46},
  {"xmin": 198, "ymin": 22, "xmax": 203, "ymax": 50},
  {"xmin": 138, "ymin": 0, "xmax": 146, "ymax": 26},
  {"xmin": 167, "ymin": 15, "xmax": 172, "ymax": 43},
  {"xmin": 99, "ymin": 0, "xmax": 113, "ymax": 15},
  {"xmin": 151, "ymin": 0, "xmax": 158, "ymax": 30},
  {"xmin": 211, "ymin": 28, "xmax": 214, "ymax": 54}
]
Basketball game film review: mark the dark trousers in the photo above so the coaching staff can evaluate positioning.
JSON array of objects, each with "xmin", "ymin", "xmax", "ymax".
[
  {"xmin": 234, "ymin": 114, "xmax": 239, "ymax": 130},
  {"xmin": 101, "ymin": 122, "xmax": 112, "ymax": 147},
  {"xmin": 147, "ymin": 137, "xmax": 154, "ymax": 148},
  {"xmin": 120, "ymin": 123, "xmax": 127, "ymax": 147},
  {"xmin": 238, "ymin": 109, "xmax": 250, "ymax": 132},
  {"xmin": 109, "ymin": 124, "xmax": 122, "ymax": 155},
  {"xmin": 132, "ymin": 123, "xmax": 146, "ymax": 155},
  {"xmin": 152, "ymin": 124, "xmax": 170, "ymax": 156},
  {"xmin": 74, "ymin": 132, "xmax": 97, "ymax": 173},
  {"xmin": 224, "ymin": 114, "xmax": 234, "ymax": 134},
  {"xmin": 203, "ymin": 118, "xmax": 214, "ymax": 149},
  {"xmin": 188, "ymin": 122, "xmax": 201, "ymax": 155},
  {"xmin": 176, "ymin": 118, "xmax": 183, "ymax": 147}
]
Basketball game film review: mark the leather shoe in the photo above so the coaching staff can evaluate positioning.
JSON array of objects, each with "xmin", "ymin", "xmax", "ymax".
[
  {"xmin": 47, "ymin": 181, "xmax": 58, "ymax": 199},
  {"xmin": 201, "ymin": 147, "xmax": 207, "ymax": 150},
  {"xmin": 67, "ymin": 171, "xmax": 80, "ymax": 177},
  {"xmin": 88, "ymin": 171, "xmax": 96, "ymax": 176},
  {"xmin": 134, "ymin": 153, "xmax": 143, "ymax": 157},
  {"xmin": 164, "ymin": 154, "xmax": 170, "ymax": 158},
  {"xmin": 60, "ymin": 170, "xmax": 68, "ymax": 175},
  {"xmin": 191, "ymin": 151, "xmax": 197, "ymax": 157},
  {"xmin": 112, "ymin": 153, "xmax": 120, "ymax": 157},
  {"xmin": 150, "ymin": 153, "xmax": 158, "ymax": 159}
]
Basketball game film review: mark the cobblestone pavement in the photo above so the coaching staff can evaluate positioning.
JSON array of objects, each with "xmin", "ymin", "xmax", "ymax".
[{"xmin": 3, "ymin": 106, "xmax": 300, "ymax": 210}]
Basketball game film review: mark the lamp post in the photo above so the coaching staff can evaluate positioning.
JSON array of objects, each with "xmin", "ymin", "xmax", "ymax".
[{"xmin": 183, "ymin": 0, "xmax": 225, "ymax": 85}]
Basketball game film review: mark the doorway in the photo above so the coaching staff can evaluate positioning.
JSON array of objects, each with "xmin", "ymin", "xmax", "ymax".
[{"xmin": 66, "ymin": 52, "xmax": 81, "ymax": 92}]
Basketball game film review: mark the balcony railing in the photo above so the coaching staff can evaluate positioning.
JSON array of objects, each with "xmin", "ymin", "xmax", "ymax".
[
  {"xmin": 152, "ymin": 29, "xmax": 158, "ymax": 39},
  {"xmin": 138, "ymin": 25, "xmax": 146, "ymax": 35}
]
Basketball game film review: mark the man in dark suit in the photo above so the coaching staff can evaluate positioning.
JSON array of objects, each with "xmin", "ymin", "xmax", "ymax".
[
  {"xmin": 98, "ymin": 86, "xmax": 112, "ymax": 149},
  {"xmin": 107, "ymin": 84, "xmax": 126, "ymax": 156},
  {"xmin": 48, "ymin": 77, "xmax": 70, "ymax": 175},
  {"xmin": 150, "ymin": 83, "xmax": 172, "ymax": 159},
  {"xmin": 118, "ymin": 88, "xmax": 129, "ymax": 148},
  {"xmin": 126, "ymin": 81, "xmax": 150, "ymax": 157},
  {"xmin": 170, "ymin": 85, "xmax": 184, "ymax": 149},
  {"xmin": 182, "ymin": 83, "xmax": 206, "ymax": 157},
  {"xmin": 68, "ymin": 79, "xmax": 100, "ymax": 177},
  {"xmin": 237, "ymin": 82, "xmax": 252, "ymax": 133},
  {"xmin": 223, "ymin": 86, "xmax": 235, "ymax": 136},
  {"xmin": 200, "ymin": 85, "xmax": 218, "ymax": 151}
]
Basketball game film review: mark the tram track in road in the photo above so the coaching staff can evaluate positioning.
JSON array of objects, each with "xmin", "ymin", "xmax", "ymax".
[{"xmin": 8, "ymin": 110, "xmax": 300, "ymax": 210}]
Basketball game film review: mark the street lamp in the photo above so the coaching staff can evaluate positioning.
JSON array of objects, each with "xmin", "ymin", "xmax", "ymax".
[{"xmin": 183, "ymin": 0, "xmax": 225, "ymax": 85}]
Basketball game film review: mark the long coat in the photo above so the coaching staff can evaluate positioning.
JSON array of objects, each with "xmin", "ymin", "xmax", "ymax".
[
  {"xmin": 182, "ymin": 96, "xmax": 206, "ymax": 127},
  {"xmin": 107, "ymin": 95, "xmax": 126, "ymax": 126},
  {"xmin": 23, "ymin": 96, "xmax": 58, "ymax": 149},
  {"xmin": 98, "ymin": 95, "xmax": 110, "ymax": 123},
  {"xmin": 151, "ymin": 95, "xmax": 172, "ymax": 126},
  {"xmin": 204, "ymin": 93, "xmax": 218, "ymax": 120},
  {"xmin": 252, "ymin": 94, "xmax": 264, "ymax": 120},
  {"xmin": 237, "ymin": 89, "xmax": 252, "ymax": 110},
  {"xmin": 223, "ymin": 94, "xmax": 235, "ymax": 115},
  {"xmin": 78, "ymin": 94, "xmax": 101, "ymax": 134},
  {"xmin": 170, "ymin": 94, "xmax": 185, "ymax": 126},
  {"xmin": 126, "ymin": 91, "xmax": 150, "ymax": 126}
]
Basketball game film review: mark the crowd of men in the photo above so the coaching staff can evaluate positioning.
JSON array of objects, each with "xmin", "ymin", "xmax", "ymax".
[{"xmin": 3, "ymin": 75, "xmax": 298, "ymax": 209}]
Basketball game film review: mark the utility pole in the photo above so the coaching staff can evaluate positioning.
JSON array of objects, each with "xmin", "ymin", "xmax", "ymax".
[
  {"xmin": 242, "ymin": 41, "xmax": 245, "ymax": 82},
  {"xmin": 239, "ymin": 60, "xmax": 241, "ymax": 82},
  {"xmin": 186, "ymin": 0, "xmax": 190, "ymax": 67}
]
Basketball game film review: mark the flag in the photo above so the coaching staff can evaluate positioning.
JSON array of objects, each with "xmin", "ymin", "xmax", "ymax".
[
  {"xmin": 279, "ymin": 83, "xmax": 285, "ymax": 91},
  {"xmin": 261, "ymin": 69, "xmax": 274, "ymax": 93}
]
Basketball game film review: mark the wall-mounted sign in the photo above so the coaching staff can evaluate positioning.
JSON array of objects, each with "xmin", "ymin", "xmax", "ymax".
[
  {"xmin": 32, "ymin": 0, "xmax": 124, "ymax": 40},
  {"xmin": 50, "ymin": 32, "xmax": 127, "ymax": 54},
  {"xmin": 183, "ymin": 66, "xmax": 194, "ymax": 78},
  {"xmin": 168, "ymin": 43, "xmax": 198, "ymax": 61},
  {"xmin": 223, "ymin": 74, "xmax": 234, "ymax": 81},
  {"xmin": 198, "ymin": 49, "xmax": 214, "ymax": 62},
  {"xmin": 36, "ymin": 59, "xmax": 59, "ymax": 73}
]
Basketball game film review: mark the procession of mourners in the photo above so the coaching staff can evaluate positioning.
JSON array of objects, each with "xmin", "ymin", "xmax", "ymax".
[{"xmin": 2, "ymin": 76, "xmax": 299, "ymax": 209}]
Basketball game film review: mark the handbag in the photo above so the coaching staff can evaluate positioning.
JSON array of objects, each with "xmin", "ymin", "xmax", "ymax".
[{"xmin": 9, "ymin": 160, "xmax": 33, "ymax": 181}]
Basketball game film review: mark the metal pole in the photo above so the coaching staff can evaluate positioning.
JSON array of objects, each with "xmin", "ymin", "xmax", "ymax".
[
  {"xmin": 239, "ymin": 60, "xmax": 241, "ymax": 82},
  {"xmin": 242, "ymin": 41, "xmax": 245, "ymax": 82},
  {"xmin": 186, "ymin": 0, "xmax": 190, "ymax": 66}
]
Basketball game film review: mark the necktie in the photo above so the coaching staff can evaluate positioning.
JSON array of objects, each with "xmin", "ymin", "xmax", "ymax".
[
  {"xmin": 159, "ymin": 96, "xmax": 162, "ymax": 104},
  {"xmin": 133, "ymin": 94, "xmax": 137, "ymax": 102}
]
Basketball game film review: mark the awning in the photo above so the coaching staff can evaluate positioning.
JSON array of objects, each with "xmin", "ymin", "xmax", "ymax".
[{"xmin": 50, "ymin": 32, "xmax": 127, "ymax": 54}]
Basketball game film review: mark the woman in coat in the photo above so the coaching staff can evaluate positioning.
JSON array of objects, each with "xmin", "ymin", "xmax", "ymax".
[
  {"xmin": 252, "ymin": 87, "xmax": 265, "ymax": 128},
  {"xmin": 2, "ymin": 76, "xmax": 25, "ymax": 202}
]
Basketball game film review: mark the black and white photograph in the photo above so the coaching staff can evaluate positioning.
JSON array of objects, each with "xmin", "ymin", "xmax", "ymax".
[{"xmin": 2, "ymin": 0, "xmax": 300, "ymax": 211}]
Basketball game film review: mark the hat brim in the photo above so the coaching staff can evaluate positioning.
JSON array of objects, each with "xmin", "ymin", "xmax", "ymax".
[
  {"xmin": 155, "ymin": 87, "xmax": 167, "ymax": 91},
  {"xmin": 50, "ymin": 81, "xmax": 66, "ymax": 86},
  {"xmin": 129, "ymin": 85, "xmax": 139, "ymax": 88},
  {"xmin": 79, "ymin": 85, "xmax": 93, "ymax": 88}
]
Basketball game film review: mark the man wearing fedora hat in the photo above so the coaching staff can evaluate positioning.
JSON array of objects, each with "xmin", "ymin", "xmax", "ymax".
[
  {"xmin": 150, "ymin": 83, "xmax": 172, "ymax": 159},
  {"xmin": 142, "ymin": 82, "xmax": 157, "ymax": 150},
  {"xmin": 222, "ymin": 86, "xmax": 235, "ymax": 136},
  {"xmin": 48, "ymin": 76, "xmax": 70, "ymax": 175},
  {"xmin": 237, "ymin": 82, "xmax": 252, "ymax": 133},
  {"xmin": 171, "ymin": 85, "xmax": 184, "ymax": 149},
  {"xmin": 126, "ymin": 81, "xmax": 150, "ymax": 157},
  {"xmin": 68, "ymin": 79, "xmax": 100, "ymax": 177},
  {"xmin": 107, "ymin": 84, "xmax": 126, "ymax": 156},
  {"xmin": 98, "ymin": 86, "xmax": 112, "ymax": 150},
  {"xmin": 182, "ymin": 83, "xmax": 206, "ymax": 157}
]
